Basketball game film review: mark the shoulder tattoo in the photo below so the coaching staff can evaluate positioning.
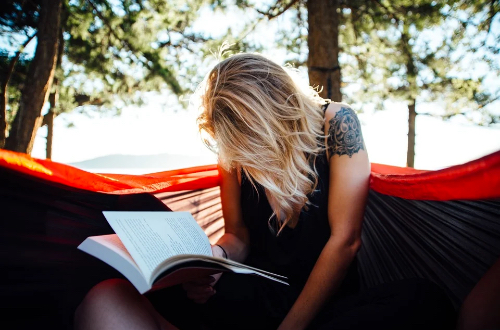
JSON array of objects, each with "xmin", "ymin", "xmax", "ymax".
[{"xmin": 327, "ymin": 107, "xmax": 365, "ymax": 158}]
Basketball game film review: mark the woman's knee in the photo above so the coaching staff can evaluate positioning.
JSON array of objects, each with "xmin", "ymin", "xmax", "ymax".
[{"xmin": 75, "ymin": 279, "xmax": 138, "ymax": 321}]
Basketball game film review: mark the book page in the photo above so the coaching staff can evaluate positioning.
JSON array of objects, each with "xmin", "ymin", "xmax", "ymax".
[
  {"xmin": 91, "ymin": 234, "xmax": 137, "ymax": 267},
  {"xmin": 78, "ymin": 235, "xmax": 151, "ymax": 294},
  {"xmin": 103, "ymin": 211, "xmax": 212, "ymax": 282},
  {"xmin": 151, "ymin": 254, "xmax": 288, "ymax": 286}
]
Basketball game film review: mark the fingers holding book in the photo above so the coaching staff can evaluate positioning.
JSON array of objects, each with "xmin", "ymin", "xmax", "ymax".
[
  {"xmin": 182, "ymin": 273, "xmax": 222, "ymax": 304},
  {"xmin": 180, "ymin": 244, "xmax": 228, "ymax": 303}
]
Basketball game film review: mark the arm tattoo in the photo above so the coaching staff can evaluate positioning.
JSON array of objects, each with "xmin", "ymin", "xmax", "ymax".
[{"xmin": 327, "ymin": 107, "xmax": 365, "ymax": 158}]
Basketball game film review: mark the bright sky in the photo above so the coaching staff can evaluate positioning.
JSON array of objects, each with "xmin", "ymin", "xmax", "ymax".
[
  {"xmin": 30, "ymin": 96, "xmax": 500, "ymax": 172},
  {"xmin": 31, "ymin": 94, "xmax": 217, "ymax": 167},
  {"xmin": 18, "ymin": 4, "xmax": 500, "ymax": 172}
]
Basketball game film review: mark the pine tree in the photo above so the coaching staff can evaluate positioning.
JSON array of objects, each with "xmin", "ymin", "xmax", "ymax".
[
  {"xmin": 343, "ymin": 0, "xmax": 499, "ymax": 167},
  {"xmin": 236, "ymin": 0, "xmax": 343, "ymax": 100},
  {"xmin": 240, "ymin": 0, "xmax": 498, "ymax": 167},
  {"xmin": 1, "ymin": 0, "xmax": 212, "ymax": 155},
  {"xmin": 1, "ymin": 0, "xmax": 62, "ymax": 153}
]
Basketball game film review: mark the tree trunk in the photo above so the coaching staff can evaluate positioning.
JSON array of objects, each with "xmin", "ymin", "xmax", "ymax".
[
  {"xmin": 307, "ymin": 0, "xmax": 341, "ymax": 101},
  {"xmin": 401, "ymin": 24, "xmax": 418, "ymax": 168},
  {"xmin": 1, "ymin": 80, "xmax": 10, "ymax": 149},
  {"xmin": 0, "ymin": 34, "xmax": 36, "ymax": 148},
  {"xmin": 45, "ymin": 112, "xmax": 54, "ymax": 159},
  {"xmin": 45, "ymin": 91, "xmax": 57, "ymax": 160},
  {"xmin": 4, "ymin": 0, "xmax": 62, "ymax": 154},
  {"xmin": 44, "ymin": 26, "xmax": 64, "ymax": 160},
  {"xmin": 406, "ymin": 100, "xmax": 416, "ymax": 168}
]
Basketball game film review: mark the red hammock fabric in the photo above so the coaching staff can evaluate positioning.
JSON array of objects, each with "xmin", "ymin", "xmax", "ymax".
[
  {"xmin": 1, "ymin": 148, "xmax": 499, "ymax": 200},
  {"xmin": 1, "ymin": 148, "xmax": 499, "ymax": 329}
]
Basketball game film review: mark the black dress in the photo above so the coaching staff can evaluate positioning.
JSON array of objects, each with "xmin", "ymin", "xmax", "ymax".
[
  {"xmin": 147, "ymin": 148, "xmax": 457, "ymax": 329},
  {"xmin": 239, "ymin": 149, "xmax": 360, "ymax": 297}
]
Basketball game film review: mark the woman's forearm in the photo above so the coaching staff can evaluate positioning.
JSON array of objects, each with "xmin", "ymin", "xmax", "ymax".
[
  {"xmin": 277, "ymin": 237, "xmax": 360, "ymax": 330},
  {"xmin": 215, "ymin": 232, "xmax": 249, "ymax": 263}
]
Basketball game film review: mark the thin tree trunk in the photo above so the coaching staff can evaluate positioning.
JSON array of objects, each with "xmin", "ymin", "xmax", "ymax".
[
  {"xmin": 45, "ymin": 112, "xmax": 54, "ymax": 159},
  {"xmin": 5, "ymin": 0, "xmax": 62, "ymax": 154},
  {"xmin": 44, "ymin": 26, "xmax": 64, "ymax": 160},
  {"xmin": 307, "ymin": 0, "xmax": 341, "ymax": 101},
  {"xmin": 0, "ymin": 33, "xmax": 36, "ymax": 148},
  {"xmin": 406, "ymin": 100, "xmax": 416, "ymax": 168},
  {"xmin": 400, "ymin": 24, "xmax": 418, "ymax": 168},
  {"xmin": 45, "ymin": 93, "xmax": 57, "ymax": 160}
]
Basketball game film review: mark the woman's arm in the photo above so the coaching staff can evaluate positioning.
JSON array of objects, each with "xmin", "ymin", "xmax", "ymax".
[
  {"xmin": 182, "ymin": 164, "xmax": 250, "ymax": 303},
  {"xmin": 215, "ymin": 164, "xmax": 250, "ymax": 262},
  {"xmin": 278, "ymin": 103, "xmax": 370, "ymax": 330}
]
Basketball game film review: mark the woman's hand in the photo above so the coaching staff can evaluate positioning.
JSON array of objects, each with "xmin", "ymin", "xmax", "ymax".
[
  {"xmin": 182, "ymin": 163, "xmax": 250, "ymax": 304},
  {"xmin": 181, "ymin": 245, "xmax": 224, "ymax": 304}
]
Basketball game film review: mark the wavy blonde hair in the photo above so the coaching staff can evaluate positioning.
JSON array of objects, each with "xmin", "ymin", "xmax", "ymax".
[{"xmin": 197, "ymin": 53, "xmax": 326, "ymax": 234}]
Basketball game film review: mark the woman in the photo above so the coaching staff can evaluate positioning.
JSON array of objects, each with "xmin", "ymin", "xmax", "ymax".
[{"xmin": 75, "ymin": 53, "xmax": 456, "ymax": 330}]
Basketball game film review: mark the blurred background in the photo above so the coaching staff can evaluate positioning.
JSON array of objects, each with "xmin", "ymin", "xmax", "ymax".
[{"xmin": 1, "ymin": 0, "xmax": 499, "ymax": 174}]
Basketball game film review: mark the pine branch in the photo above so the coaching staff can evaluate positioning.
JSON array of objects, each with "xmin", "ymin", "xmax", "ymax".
[
  {"xmin": 369, "ymin": 0, "xmax": 404, "ymax": 23},
  {"xmin": 1, "ymin": 31, "xmax": 36, "ymax": 146},
  {"xmin": 2, "ymin": 32, "xmax": 36, "ymax": 94},
  {"xmin": 73, "ymin": 94, "xmax": 106, "ymax": 107},
  {"xmin": 86, "ymin": 0, "xmax": 143, "ymax": 62},
  {"xmin": 256, "ymin": 0, "xmax": 299, "ymax": 20},
  {"xmin": 484, "ymin": 0, "xmax": 499, "ymax": 35},
  {"xmin": 86, "ymin": 0, "xmax": 183, "ymax": 93},
  {"xmin": 478, "ymin": 93, "xmax": 500, "ymax": 108},
  {"xmin": 167, "ymin": 29, "xmax": 210, "ymax": 53}
]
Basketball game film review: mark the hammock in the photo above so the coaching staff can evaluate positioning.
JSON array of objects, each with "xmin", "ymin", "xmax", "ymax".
[{"xmin": 0, "ymin": 149, "xmax": 499, "ymax": 329}]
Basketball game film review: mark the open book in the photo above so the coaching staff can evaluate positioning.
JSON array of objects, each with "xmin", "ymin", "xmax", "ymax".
[{"xmin": 78, "ymin": 211, "xmax": 287, "ymax": 294}]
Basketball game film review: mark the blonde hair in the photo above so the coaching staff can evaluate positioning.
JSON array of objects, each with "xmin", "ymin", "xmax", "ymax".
[{"xmin": 197, "ymin": 53, "xmax": 326, "ymax": 234}]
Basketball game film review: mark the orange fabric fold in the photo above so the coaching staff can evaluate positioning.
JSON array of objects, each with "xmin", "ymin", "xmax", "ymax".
[{"xmin": 1, "ymin": 148, "xmax": 499, "ymax": 200}]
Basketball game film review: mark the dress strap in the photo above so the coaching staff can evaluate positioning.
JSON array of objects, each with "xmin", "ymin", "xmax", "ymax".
[{"xmin": 322, "ymin": 101, "xmax": 331, "ymax": 113}]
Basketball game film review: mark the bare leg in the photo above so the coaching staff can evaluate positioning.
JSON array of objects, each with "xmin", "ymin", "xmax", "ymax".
[
  {"xmin": 457, "ymin": 257, "xmax": 500, "ymax": 330},
  {"xmin": 75, "ymin": 279, "xmax": 179, "ymax": 330}
]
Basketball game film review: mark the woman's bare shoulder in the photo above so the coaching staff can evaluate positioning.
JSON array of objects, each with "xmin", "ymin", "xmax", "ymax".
[
  {"xmin": 323, "ymin": 102, "xmax": 366, "ymax": 160},
  {"xmin": 324, "ymin": 102, "xmax": 354, "ymax": 121}
]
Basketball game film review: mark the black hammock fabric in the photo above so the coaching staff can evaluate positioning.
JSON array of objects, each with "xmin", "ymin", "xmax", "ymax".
[
  {"xmin": 359, "ymin": 191, "xmax": 499, "ymax": 308},
  {"xmin": 0, "ymin": 149, "xmax": 499, "ymax": 329}
]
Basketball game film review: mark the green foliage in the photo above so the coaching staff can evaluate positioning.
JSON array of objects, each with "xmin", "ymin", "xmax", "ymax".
[
  {"xmin": 1, "ymin": 0, "xmax": 218, "ymax": 123},
  {"xmin": 2, "ymin": 0, "xmax": 497, "ymax": 128},
  {"xmin": 0, "ymin": 50, "xmax": 31, "ymax": 124},
  {"xmin": 241, "ymin": 0, "xmax": 499, "ymax": 126},
  {"xmin": 0, "ymin": 0, "xmax": 40, "ymax": 32},
  {"xmin": 343, "ymin": 0, "xmax": 499, "ymax": 126}
]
